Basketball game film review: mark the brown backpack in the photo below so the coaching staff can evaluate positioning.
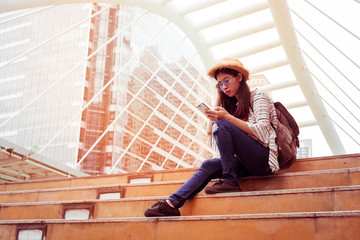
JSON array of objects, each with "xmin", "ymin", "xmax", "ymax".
[{"xmin": 273, "ymin": 102, "xmax": 300, "ymax": 169}]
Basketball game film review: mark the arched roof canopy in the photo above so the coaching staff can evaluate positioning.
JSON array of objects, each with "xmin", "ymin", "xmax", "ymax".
[{"xmin": 1, "ymin": 0, "xmax": 359, "ymax": 155}]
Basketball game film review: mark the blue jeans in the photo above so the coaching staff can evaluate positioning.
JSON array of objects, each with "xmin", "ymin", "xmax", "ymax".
[{"xmin": 168, "ymin": 119, "xmax": 271, "ymax": 208}]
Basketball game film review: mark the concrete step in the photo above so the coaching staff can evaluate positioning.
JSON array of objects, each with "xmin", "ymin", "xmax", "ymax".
[
  {"xmin": 0, "ymin": 167, "xmax": 196, "ymax": 192},
  {"xmin": 0, "ymin": 167, "xmax": 359, "ymax": 204},
  {"xmin": 0, "ymin": 185, "xmax": 359, "ymax": 220},
  {"xmin": 1, "ymin": 211, "xmax": 359, "ymax": 240},
  {"xmin": 1, "ymin": 154, "xmax": 359, "ymax": 192}
]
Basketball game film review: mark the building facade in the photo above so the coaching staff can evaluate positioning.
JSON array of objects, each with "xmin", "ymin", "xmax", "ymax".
[{"xmin": 0, "ymin": 4, "xmax": 214, "ymax": 175}]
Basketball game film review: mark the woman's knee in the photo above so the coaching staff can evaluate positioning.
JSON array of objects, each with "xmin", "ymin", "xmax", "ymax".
[
  {"xmin": 199, "ymin": 158, "xmax": 221, "ymax": 172},
  {"xmin": 212, "ymin": 119, "xmax": 230, "ymax": 135}
]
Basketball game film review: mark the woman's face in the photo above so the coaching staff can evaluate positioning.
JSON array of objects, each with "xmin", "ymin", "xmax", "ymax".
[{"xmin": 216, "ymin": 72, "xmax": 242, "ymax": 99}]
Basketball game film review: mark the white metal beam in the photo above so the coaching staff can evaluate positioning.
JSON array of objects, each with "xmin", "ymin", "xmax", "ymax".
[
  {"xmin": 162, "ymin": 0, "xmax": 173, "ymax": 4},
  {"xmin": 267, "ymin": 0, "xmax": 345, "ymax": 154},
  {"xmin": 206, "ymin": 20, "xmax": 275, "ymax": 47},
  {"xmin": 193, "ymin": 0, "xmax": 269, "ymax": 30},
  {"xmin": 179, "ymin": 0, "xmax": 226, "ymax": 15},
  {"xmin": 298, "ymin": 120, "xmax": 317, "ymax": 128},
  {"xmin": 223, "ymin": 38, "xmax": 282, "ymax": 62},
  {"xmin": 258, "ymin": 79, "xmax": 298, "ymax": 92},
  {"xmin": 250, "ymin": 57, "xmax": 289, "ymax": 74},
  {"xmin": 285, "ymin": 100, "xmax": 308, "ymax": 109}
]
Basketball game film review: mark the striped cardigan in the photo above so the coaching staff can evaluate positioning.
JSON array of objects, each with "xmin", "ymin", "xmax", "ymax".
[{"xmin": 247, "ymin": 89, "xmax": 279, "ymax": 172}]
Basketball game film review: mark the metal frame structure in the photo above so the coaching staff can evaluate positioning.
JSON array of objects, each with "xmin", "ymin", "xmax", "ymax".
[
  {"xmin": 0, "ymin": 0, "xmax": 359, "ymax": 180},
  {"xmin": 0, "ymin": 0, "xmax": 353, "ymax": 155}
]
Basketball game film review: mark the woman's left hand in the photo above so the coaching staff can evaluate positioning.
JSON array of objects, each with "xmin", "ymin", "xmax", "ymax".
[{"xmin": 205, "ymin": 107, "xmax": 231, "ymax": 121}]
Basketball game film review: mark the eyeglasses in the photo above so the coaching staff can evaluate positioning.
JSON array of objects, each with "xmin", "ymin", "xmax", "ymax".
[{"xmin": 216, "ymin": 76, "xmax": 234, "ymax": 91}]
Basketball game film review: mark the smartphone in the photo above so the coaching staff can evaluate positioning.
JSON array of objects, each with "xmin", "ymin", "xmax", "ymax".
[{"xmin": 196, "ymin": 102, "xmax": 210, "ymax": 115}]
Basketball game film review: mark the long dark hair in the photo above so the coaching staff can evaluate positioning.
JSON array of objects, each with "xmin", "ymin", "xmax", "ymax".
[{"xmin": 215, "ymin": 68, "xmax": 251, "ymax": 121}]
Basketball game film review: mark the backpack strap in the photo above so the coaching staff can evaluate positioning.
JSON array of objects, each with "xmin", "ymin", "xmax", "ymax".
[{"xmin": 274, "ymin": 102, "xmax": 300, "ymax": 137}]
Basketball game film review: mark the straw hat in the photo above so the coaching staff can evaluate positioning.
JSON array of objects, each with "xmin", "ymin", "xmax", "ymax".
[{"xmin": 207, "ymin": 58, "xmax": 249, "ymax": 81}]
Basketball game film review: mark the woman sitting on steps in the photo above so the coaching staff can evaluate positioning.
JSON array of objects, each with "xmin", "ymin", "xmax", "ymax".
[{"xmin": 144, "ymin": 58, "xmax": 279, "ymax": 217}]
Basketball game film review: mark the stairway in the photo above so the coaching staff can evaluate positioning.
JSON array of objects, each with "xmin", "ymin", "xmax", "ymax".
[{"xmin": 0, "ymin": 154, "xmax": 359, "ymax": 239}]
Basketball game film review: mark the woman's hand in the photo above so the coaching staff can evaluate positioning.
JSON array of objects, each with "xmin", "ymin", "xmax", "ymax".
[{"xmin": 205, "ymin": 107, "xmax": 231, "ymax": 122}]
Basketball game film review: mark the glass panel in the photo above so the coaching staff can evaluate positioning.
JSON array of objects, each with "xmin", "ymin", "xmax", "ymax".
[{"xmin": 0, "ymin": 3, "xmax": 214, "ymax": 175}]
